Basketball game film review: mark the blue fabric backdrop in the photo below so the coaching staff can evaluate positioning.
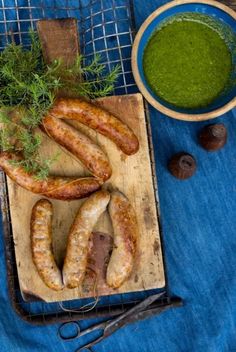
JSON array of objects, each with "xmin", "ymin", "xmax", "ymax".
[{"xmin": 0, "ymin": 0, "xmax": 236, "ymax": 351}]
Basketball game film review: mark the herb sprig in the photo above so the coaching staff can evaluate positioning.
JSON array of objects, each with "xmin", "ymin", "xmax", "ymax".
[{"xmin": 0, "ymin": 31, "xmax": 120, "ymax": 178}]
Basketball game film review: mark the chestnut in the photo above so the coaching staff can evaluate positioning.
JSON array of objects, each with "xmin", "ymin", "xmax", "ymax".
[
  {"xmin": 198, "ymin": 123, "xmax": 227, "ymax": 151},
  {"xmin": 168, "ymin": 152, "xmax": 196, "ymax": 180}
]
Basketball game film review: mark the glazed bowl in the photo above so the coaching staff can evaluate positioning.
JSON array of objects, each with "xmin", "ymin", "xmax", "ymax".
[{"xmin": 131, "ymin": 0, "xmax": 236, "ymax": 121}]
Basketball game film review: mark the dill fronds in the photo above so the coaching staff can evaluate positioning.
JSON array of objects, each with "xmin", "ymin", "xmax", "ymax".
[{"xmin": 0, "ymin": 31, "xmax": 120, "ymax": 178}]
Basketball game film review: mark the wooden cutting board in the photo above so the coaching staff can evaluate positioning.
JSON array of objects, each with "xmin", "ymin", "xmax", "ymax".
[{"xmin": 6, "ymin": 93, "xmax": 165, "ymax": 302}]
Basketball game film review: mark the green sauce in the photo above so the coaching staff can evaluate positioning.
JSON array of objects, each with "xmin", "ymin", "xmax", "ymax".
[{"xmin": 143, "ymin": 16, "xmax": 232, "ymax": 109}]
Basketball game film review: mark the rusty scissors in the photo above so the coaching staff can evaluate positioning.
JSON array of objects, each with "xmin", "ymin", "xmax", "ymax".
[{"xmin": 58, "ymin": 292, "xmax": 182, "ymax": 351}]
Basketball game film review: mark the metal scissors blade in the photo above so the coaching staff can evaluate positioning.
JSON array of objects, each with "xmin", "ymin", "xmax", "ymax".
[
  {"xmin": 101, "ymin": 291, "xmax": 166, "ymax": 337},
  {"xmin": 119, "ymin": 296, "xmax": 183, "ymax": 325},
  {"xmin": 74, "ymin": 292, "xmax": 166, "ymax": 351},
  {"xmin": 75, "ymin": 297, "xmax": 183, "ymax": 352}
]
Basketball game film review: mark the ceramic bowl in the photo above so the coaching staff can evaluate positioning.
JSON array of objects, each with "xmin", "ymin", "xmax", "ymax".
[{"xmin": 131, "ymin": 0, "xmax": 236, "ymax": 121}]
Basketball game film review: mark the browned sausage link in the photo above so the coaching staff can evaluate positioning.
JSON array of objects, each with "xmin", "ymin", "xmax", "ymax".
[
  {"xmin": 63, "ymin": 190, "xmax": 110, "ymax": 288},
  {"xmin": 106, "ymin": 191, "xmax": 138, "ymax": 288},
  {"xmin": 49, "ymin": 98, "xmax": 139, "ymax": 155},
  {"xmin": 41, "ymin": 115, "xmax": 112, "ymax": 181},
  {"xmin": 0, "ymin": 152, "xmax": 101, "ymax": 200},
  {"xmin": 31, "ymin": 199, "xmax": 64, "ymax": 291},
  {"xmin": 42, "ymin": 178, "xmax": 101, "ymax": 201}
]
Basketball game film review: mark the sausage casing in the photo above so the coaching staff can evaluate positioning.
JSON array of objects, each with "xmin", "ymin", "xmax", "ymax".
[
  {"xmin": 31, "ymin": 199, "xmax": 63, "ymax": 291},
  {"xmin": 42, "ymin": 115, "xmax": 112, "ymax": 181},
  {"xmin": 63, "ymin": 190, "xmax": 110, "ymax": 288},
  {"xmin": 49, "ymin": 98, "xmax": 139, "ymax": 155},
  {"xmin": 106, "ymin": 191, "xmax": 138, "ymax": 288},
  {"xmin": 0, "ymin": 152, "xmax": 101, "ymax": 200}
]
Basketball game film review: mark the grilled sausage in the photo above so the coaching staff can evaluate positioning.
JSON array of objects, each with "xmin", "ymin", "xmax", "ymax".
[
  {"xmin": 106, "ymin": 191, "xmax": 138, "ymax": 288},
  {"xmin": 63, "ymin": 190, "xmax": 110, "ymax": 288},
  {"xmin": 41, "ymin": 115, "xmax": 112, "ymax": 181},
  {"xmin": 49, "ymin": 98, "xmax": 139, "ymax": 155},
  {"xmin": 0, "ymin": 152, "xmax": 101, "ymax": 200},
  {"xmin": 31, "ymin": 199, "xmax": 63, "ymax": 291}
]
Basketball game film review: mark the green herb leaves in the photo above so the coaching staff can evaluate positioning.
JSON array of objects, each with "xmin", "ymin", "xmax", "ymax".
[
  {"xmin": 0, "ymin": 31, "xmax": 120, "ymax": 178},
  {"xmin": 63, "ymin": 54, "xmax": 120, "ymax": 98}
]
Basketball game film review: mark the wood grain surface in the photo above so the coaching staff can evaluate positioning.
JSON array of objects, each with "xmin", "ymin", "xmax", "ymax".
[
  {"xmin": 7, "ymin": 93, "xmax": 165, "ymax": 302},
  {"xmin": 37, "ymin": 18, "xmax": 79, "ymax": 66},
  {"xmin": 222, "ymin": 0, "xmax": 236, "ymax": 10}
]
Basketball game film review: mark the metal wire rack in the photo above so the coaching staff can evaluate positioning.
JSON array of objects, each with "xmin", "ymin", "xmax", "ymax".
[
  {"xmin": 0, "ymin": 0, "xmax": 137, "ymax": 95},
  {"xmin": 0, "ymin": 0, "xmax": 171, "ymax": 325}
]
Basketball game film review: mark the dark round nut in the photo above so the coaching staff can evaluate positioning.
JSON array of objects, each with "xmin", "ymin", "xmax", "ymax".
[
  {"xmin": 199, "ymin": 123, "xmax": 227, "ymax": 151},
  {"xmin": 168, "ymin": 152, "xmax": 196, "ymax": 180}
]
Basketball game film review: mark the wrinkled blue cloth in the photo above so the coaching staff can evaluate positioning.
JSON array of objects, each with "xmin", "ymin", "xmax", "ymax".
[{"xmin": 1, "ymin": 0, "xmax": 236, "ymax": 351}]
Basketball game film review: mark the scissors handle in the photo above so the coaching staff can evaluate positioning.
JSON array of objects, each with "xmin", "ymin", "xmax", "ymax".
[
  {"xmin": 58, "ymin": 320, "xmax": 108, "ymax": 341},
  {"xmin": 58, "ymin": 321, "xmax": 81, "ymax": 341}
]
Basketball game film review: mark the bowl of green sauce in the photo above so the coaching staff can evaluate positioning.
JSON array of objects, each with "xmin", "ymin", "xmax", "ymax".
[{"xmin": 132, "ymin": 0, "xmax": 236, "ymax": 121}]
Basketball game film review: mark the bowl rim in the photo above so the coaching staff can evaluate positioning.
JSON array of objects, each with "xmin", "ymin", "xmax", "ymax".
[{"xmin": 131, "ymin": 0, "xmax": 236, "ymax": 121}]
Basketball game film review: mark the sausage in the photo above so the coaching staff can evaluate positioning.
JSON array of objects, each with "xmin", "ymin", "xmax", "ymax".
[
  {"xmin": 106, "ymin": 191, "xmax": 138, "ymax": 288},
  {"xmin": 63, "ymin": 190, "xmax": 110, "ymax": 288},
  {"xmin": 49, "ymin": 98, "xmax": 139, "ymax": 155},
  {"xmin": 0, "ymin": 152, "xmax": 101, "ymax": 200},
  {"xmin": 41, "ymin": 115, "xmax": 112, "ymax": 181},
  {"xmin": 31, "ymin": 199, "xmax": 63, "ymax": 291}
]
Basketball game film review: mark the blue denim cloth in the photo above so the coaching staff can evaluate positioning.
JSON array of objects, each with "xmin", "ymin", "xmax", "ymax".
[{"xmin": 0, "ymin": 0, "xmax": 236, "ymax": 351}]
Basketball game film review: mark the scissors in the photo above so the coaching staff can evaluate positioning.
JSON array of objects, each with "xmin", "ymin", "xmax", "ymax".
[{"xmin": 58, "ymin": 292, "xmax": 182, "ymax": 351}]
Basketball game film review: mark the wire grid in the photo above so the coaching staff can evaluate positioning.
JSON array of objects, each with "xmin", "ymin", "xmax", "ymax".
[
  {"xmin": 0, "ymin": 0, "xmax": 168, "ymax": 324},
  {"xmin": 0, "ymin": 0, "xmax": 137, "ymax": 95}
]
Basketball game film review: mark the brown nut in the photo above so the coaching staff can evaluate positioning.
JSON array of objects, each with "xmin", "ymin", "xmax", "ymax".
[
  {"xmin": 199, "ymin": 123, "xmax": 227, "ymax": 151},
  {"xmin": 168, "ymin": 152, "xmax": 196, "ymax": 180}
]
